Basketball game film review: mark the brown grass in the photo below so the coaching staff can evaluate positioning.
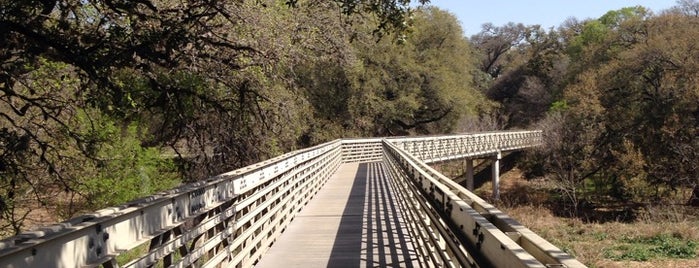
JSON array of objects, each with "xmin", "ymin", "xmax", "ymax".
[
  {"xmin": 504, "ymin": 205, "xmax": 699, "ymax": 267},
  {"xmin": 475, "ymin": 168, "xmax": 699, "ymax": 268}
]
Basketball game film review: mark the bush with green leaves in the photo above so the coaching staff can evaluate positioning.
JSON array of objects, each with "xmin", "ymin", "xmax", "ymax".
[{"xmin": 73, "ymin": 110, "xmax": 180, "ymax": 210}]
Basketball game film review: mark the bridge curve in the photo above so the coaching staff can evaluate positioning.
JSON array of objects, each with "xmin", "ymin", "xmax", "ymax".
[{"xmin": 0, "ymin": 130, "xmax": 587, "ymax": 267}]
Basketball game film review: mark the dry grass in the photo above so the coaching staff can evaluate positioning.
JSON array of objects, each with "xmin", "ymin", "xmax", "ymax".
[
  {"xmin": 504, "ymin": 205, "xmax": 699, "ymax": 267},
  {"xmin": 476, "ymin": 168, "xmax": 699, "ymax": 268},
  {"xmin": 1, "ymin": 191, "xmax": 85, "ymax": 239}
]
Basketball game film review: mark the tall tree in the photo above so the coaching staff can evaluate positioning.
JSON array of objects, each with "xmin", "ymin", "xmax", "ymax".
[
  {"xmin": 0, "ymin": 0, "xmax": 436, "ymax": 236},
  {"xmin": 348, "ymin": 6, "xmax": 486, "ymax": 135},
  {"xmin": 471, "ymin": 22, "xmax": 529, "ymax": 78},
  {"xmin": 471, "ymin": 23, "xmax": 569, "ymax": 127}
]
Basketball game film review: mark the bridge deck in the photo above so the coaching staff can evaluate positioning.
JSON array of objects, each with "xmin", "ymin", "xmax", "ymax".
[{"xmin": 255, "ymin": 162, "xmax": 420, "ymax": 267}]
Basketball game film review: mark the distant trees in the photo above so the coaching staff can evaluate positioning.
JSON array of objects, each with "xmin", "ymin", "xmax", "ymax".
[
  {"xmin": 488, "ymin": 1, "xmax": 699, "ymax": 209},
  {"xmin": 471, "ymin": 22, "xmax": 529, "ymax": 78},
  {"xmin": 471, "ymin": 23, "xmax": 568, "ymax": 127},
  {"xmin": 582, "ymin": 9, "xmax": 699, "ymax": 205},
  {"xmin": 473, "ymin": 4, "xmax": 698, "ymax": 210}
]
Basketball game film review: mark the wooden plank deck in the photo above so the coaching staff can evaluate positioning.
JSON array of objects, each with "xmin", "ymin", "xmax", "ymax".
[{"xmin": 255, "ymin": 162, "xmax": 420, "ymax": 268}]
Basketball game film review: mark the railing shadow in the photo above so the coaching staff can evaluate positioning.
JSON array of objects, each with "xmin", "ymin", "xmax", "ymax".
[
  {"xmin": 326, "ymin": 163, "xmax": 367, "ymax": 267},
  {"xmin": 327, "ymin": 162, "xmax": 417, "ymax": 267}
]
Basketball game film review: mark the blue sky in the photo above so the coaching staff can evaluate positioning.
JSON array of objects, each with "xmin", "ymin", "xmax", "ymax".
[{"xmin": 422, "ymin": 0, "xmax": 680, "ymax": 37}]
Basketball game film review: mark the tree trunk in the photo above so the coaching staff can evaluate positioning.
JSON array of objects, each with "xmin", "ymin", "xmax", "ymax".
[{"xmin": 689, "ymin": 185, "xmax": 699, "ymax": 207}]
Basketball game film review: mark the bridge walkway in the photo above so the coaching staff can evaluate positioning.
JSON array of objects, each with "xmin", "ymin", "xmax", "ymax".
[{"xmin": 255, "ymin": 162, "xmax": 420, "ymax": 267}]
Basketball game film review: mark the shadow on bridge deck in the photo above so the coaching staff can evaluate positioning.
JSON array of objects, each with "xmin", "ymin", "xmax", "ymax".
[{"xmin": 255, "ymin": 162, "xmax": 419, "ymax": 267}]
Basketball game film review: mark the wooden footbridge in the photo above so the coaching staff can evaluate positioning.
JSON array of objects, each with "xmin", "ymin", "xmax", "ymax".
[{"xmin": 0, "ymin": 131, "xmax": 586, "ymax": 267}]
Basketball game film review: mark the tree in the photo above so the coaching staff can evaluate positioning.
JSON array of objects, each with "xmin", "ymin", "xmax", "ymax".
[
  {"xmin": 529, "ymin": 6, "xmax": 699, "ymax": 208},
  {"xmin": 606, "ymin": 12, "xmax": 699, "ymax": 203},
  {"xmin": 566, "ymin": 6, "xmax": 650, "ymax": 74},
  {"xmin": 0, "ymin": 0, "xmax": 437, "ymax": 236},
  {"xmin": 470, "ymin": 22, "xmax": 529, "ymax": 78},
  {"xmin": 347, "ymin": 7, "xmax": 486, "ymax": 136},
  {"xmin": 513, "ymin": 4, "xmax": 699, "ymax": 215},
  {"xmin": 674, "ymin": 0, "xmax": 699, "ymax": 16},
  {"xmin": 471, "ymin": 23, "xmax": 569, "ymax": 127},
  {"xmin": 524, "ymin": 66, "xmax": 610, "ymax": 215}
]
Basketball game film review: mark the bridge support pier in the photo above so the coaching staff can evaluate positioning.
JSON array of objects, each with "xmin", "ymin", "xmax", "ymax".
[
  {"xmin": 492, "ymin": 151, "xmax": 501, "ymax": 200},
  {"xmin": 465, "ymin": 159, "xmax": 474, "ymax": 191}
]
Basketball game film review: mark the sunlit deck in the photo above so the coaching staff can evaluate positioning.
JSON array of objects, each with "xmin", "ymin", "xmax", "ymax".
[{"xmin": 255, "ymin": 162, "xmax": 419, "ymax": 267}]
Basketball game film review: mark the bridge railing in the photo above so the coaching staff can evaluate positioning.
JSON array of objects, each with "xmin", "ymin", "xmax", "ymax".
[
  {"xmin": 390, "ymin": 130, "xmax": 543, "ymax": 163},
  {"xmin": 0, "ymin": 140, "xmax": 344, "ymax": 268},
  {"xmin": 340, "ymin": 138, "xmax": 383, "ymax": 163},
  {"xmin": 0, "ymin": 130, "xmax": 583, "ymax": 268},
  {"xmin": 382, "ymin": 137, "xmax": 585, "ymax": 268}
]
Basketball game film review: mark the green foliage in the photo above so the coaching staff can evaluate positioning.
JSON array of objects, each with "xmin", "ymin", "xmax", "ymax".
[
  {"xmin": 567, "ymin": 6, "xmax": 649, "ymax": 69},
  {"xmin": 347, "ymin": 7, "xmax": 486, "ymax": 135},
  {"xmin": 471, "ymin": 22, "xmax": 569, "ymax": 127},
  {"xmin": 598, "ymin": 6, "xmax": 650, "ymax": 28},
  {"xmin": 566, "ymin": 20, "xmax": 607, "ymax": 60},
  {"xmin": 604, "ymin": 234, "xmax": 697, "ymax": 261},
  {"xmin": 295, "ymin": 6, "xmax": 486, "ymax": 140},
  {"xmin": 73, "ymin": 109, "xmax": 180, "ymax": 209},
  {"xmin": 549, "ymin": 100, "xmax": 568, "ymax": 112}
]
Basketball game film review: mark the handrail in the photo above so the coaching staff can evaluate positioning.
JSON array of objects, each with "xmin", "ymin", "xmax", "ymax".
[
  {"xmin": 382, "ymin": 139, "xmax": 585, "ymax": 267},
  {"xmin": 0, "ymin": 139, "xmax": 344, "ymax": 267},
  {"xmin": 0, "ymin": 130, "xmax": 585, "ymax": 268},
  {"xmin": 389, "ymin": 130, "xmax": 543, "ymax": 163}
]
